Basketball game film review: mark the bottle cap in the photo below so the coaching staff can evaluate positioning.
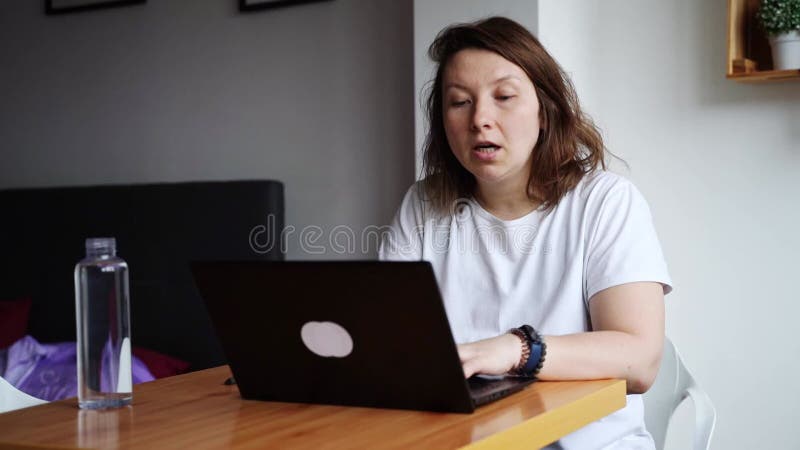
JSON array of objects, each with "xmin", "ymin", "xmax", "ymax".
[{"xmin": 85, "ymin": 237, "xmax": 116, "ymax": 257}]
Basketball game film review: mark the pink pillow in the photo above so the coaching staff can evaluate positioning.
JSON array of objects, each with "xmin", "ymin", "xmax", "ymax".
[
  {"xmin": 0, "ymin": 297, "xmax": 32, "ymax": 349},
  {"xmin": 132, "ymin": 346, "xmax": 191, "ymax": 379}
]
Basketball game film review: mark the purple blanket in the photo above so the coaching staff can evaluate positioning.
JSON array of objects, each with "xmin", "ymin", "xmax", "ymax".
[{"xmin": 0, "ymin": 335, "xmax": 154, "ymax": 402}]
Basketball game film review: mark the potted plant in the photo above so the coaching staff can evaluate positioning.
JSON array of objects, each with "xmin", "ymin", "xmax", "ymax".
[{"xmin": 757, "ymin": 0, "xmax": 800, "ymax": 70}]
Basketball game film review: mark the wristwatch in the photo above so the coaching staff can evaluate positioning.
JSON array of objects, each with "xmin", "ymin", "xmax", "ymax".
[{"xmin": 509, "ymin": 325, "xmax": 547, "ymax": 377}]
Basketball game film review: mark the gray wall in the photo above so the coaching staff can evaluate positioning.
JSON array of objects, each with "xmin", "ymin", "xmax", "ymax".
[{"xmin": 0, "ymin": 0, "xmax": 415, "ymax": 259}]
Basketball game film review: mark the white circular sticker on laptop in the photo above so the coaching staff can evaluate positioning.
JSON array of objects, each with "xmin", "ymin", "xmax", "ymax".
[{"xmin": 300, "ymin": 321, "xmax": 353, "ymax": 358}]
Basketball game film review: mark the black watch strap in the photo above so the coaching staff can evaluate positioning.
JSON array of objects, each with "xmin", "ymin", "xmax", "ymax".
[{"xmin": 512, "ymin": 325, "xmax": 547, "ymax": 377}]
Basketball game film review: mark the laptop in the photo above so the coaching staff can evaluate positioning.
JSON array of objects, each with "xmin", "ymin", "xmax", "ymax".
[{"xmin": 190, "ymin": 260, "xmax": 534, "ymax": 413}]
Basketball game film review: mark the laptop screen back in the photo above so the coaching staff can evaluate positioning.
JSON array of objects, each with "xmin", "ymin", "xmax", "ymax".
[{"xmin": 191, "ymin": 261, "xmax": 475, "ymax": 413}]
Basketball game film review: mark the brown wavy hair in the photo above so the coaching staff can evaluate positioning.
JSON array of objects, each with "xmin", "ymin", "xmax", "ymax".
[{"xmin": 422, "ymin": 16, "xmax": 609, "ymax": 214}]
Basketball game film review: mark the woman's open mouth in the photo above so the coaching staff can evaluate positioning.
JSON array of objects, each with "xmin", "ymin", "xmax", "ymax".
[{"xmin": 472, "ymin": 143, "xmax": 500, "ymax": 161}]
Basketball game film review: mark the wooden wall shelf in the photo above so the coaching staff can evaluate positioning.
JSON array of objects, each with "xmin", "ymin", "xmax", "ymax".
[{"xmin": 727, "ymin": 0, "xmax": 800, "ymax": 82}]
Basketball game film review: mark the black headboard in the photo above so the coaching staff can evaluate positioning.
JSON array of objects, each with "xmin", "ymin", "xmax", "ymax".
[{"xmin": 0, "ymin": 180, "xmax": 284, "ymax": 371}]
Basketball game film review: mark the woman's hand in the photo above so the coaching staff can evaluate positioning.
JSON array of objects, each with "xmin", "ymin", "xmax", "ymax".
[{"xmin": 456, "ymin": 333, "xmax": 521, "ymax": 378}]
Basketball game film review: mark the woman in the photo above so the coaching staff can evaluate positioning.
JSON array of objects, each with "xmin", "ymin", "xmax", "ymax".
[{"xmin": 379, "ymin": 17, "xmax": 671, "ymax": 450}]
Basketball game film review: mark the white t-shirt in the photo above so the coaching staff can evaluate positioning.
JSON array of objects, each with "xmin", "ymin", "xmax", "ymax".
[{"xmin": 378, "ymin": 170, "xmax": 672, "ymax": 450}]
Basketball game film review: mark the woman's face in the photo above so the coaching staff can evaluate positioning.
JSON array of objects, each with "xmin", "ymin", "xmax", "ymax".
[{"xmin": 442, "ymin": 48, "xmax": 541, "ymax": 191}]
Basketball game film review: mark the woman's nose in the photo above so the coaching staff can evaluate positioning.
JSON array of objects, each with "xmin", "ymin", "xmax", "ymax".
[{"xmin": 470, "ymin": 100, "xmax": 494, "ymax": 130}]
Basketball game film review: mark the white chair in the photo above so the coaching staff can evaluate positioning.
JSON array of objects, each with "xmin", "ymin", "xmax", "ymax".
[
  {"xmin": 0, "ymin": 376, "xmax": 47, "ymax": 414},
  {"xmin": 643, "ymin": 337, "xmax": 716, "ymax": 450}
]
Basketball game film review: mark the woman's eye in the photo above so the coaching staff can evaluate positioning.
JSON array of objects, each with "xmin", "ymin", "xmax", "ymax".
[
  {"xmin": 497, "ymin": 95, "xmax": 515, "ymax": 101},
  {"xmin": 451, "ymin": 99, "xmax": 469, "ymax": 107}
]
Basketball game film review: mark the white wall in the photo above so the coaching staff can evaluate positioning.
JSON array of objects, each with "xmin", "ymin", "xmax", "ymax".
[
  {"xmin": 413, "ymin": 0, "xmax": 538, "ymax": 177},
  {"xmin": 0, "ymin": 0, "xmax": 415, "ymax": 259},
  {"xmin": 538, "ymin": 1, "xmax": 800, "ymax": 449}
]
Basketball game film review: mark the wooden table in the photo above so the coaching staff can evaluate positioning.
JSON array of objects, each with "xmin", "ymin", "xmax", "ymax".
[{"xmin": 0, "ymin": 366, "xmax": 625, "ymax": 449}]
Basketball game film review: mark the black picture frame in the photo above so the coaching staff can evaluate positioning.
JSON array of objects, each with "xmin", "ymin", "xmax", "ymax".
[
  {"xmin": 45, "ymin": 0, "xmax": 145, "ymax": 15},
  {"xmin": 239, "ymin": 0, "xmax": 333, "ymax": 12}
]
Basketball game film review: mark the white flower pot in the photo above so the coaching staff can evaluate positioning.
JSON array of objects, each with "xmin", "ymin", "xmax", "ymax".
[{"xmin": 769, "ymin": 30, "xmax": 800, "ymax": 70}]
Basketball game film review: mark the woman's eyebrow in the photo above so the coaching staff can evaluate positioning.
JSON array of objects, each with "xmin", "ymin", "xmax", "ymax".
[
  {"xmin": 444, "ymin": 82, "xmax": 468, "ymax": 91},
  {"xmin": 493, "ymin": 75, "xmax": 523, "ymax": 85},
  {"xmin": 444, "ymin": 75, "xmax": 523, "ymax": 91}
]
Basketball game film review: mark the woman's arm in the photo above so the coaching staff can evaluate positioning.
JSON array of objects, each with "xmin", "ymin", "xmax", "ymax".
[
  {"xmin": 538, "ymin": 281, "xmax": 664, "ymax": 393},
  {"xmin": 457, "ymin": 281, "xmax": 664, "ymax": 394}
]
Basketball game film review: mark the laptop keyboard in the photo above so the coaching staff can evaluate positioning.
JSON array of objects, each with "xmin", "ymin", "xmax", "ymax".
[
  {"xmin": 467, "ymin": 376, "xmax": 534, "ymax": 406},
  {"xmin": 467, "ymin": 376, "xmax": 505, "ymax": 394}
]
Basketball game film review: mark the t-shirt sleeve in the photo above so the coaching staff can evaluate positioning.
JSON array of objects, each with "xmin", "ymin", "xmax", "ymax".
[
  {"xmin": 378, "ymin": 184, "xmax": 424, "ymax": 261},
  {"xmin": 584, "ymin": 179, "xmax": 673, "ymax": 301}
]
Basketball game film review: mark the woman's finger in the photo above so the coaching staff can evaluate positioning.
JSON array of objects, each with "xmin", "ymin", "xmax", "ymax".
[
  {"xmin": 456, "ymin": 343, "xmax": 474, "ymax": 362},
  {"xmin": 461, "ymin": 359, "xmax": 479, "ymax": 379}
]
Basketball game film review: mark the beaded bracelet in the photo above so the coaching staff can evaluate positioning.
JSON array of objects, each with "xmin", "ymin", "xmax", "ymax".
[
  {"xmin": 510, "ymin": 325, "xmax": 547, "ymax": 378},
  {"xmin": 509, "ymin": 328, "xmax": 530, "ymax": 373}
]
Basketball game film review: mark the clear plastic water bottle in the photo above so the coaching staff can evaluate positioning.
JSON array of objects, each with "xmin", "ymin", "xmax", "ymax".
[{"xmin": 74, "ymin": 237, "xmax": 133, "ymax": 409}]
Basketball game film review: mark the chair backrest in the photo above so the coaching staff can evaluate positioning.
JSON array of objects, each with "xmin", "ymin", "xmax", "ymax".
[
  {"xmin": 0, "ymin": 180, "xmax": 284, "ymax": 371},
  {"xmin": 643, "ymin": 337, "xmax": 716, "ymax": 450}
]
